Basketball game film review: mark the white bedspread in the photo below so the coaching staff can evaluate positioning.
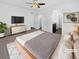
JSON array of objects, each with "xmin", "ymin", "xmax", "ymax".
[{"xmin": 16, "ymin": 30, "xmax": 44, "ymax": 46}]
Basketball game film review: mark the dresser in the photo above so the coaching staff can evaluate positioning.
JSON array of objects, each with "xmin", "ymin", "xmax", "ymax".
[{"xmin": 10, "ymin": 25, "xmax": 26, "ymax": 34}]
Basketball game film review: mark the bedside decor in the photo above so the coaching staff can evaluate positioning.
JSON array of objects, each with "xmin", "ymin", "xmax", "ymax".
[
  {"xmin": 0, "ymin": 22, "xmax": 7, "ymax": 37},
  {"xmin": 64, "ymin": 12, "xmax": 79, "ymax": 23}
]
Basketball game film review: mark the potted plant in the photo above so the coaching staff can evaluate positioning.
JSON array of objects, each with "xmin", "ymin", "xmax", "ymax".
[{"xmin": 0, "ymin": 22, "xmax": 7, "ymax": 37}]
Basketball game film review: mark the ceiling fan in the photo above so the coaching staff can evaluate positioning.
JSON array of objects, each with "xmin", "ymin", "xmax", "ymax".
[{"xmin": 25, "ymin": 0, "xmax": 45, "ymax": 8}]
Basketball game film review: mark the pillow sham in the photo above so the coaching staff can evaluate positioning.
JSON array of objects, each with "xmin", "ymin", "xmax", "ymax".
[
  {"xmin": 64, "ymin": 33, "xmax": 73, "ymax": 41},
  {"xmin": 72, "ymin": 32, "xmax": 79, "ymax": 43}
]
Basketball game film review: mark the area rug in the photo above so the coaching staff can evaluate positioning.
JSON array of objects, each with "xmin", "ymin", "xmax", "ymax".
[{"xmin": 7, "ymin": 42, "xmax": 24, "ymax": 59}]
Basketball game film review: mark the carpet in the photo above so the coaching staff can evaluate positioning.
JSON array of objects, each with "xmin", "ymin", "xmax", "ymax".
[{"xmin": 7, "ymin": 42, "xmax": 24, "ymax": 59}]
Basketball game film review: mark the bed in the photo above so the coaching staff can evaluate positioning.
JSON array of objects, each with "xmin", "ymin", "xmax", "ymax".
[{"xmin": 16, "ymin": 30, "xmax": 61, "ymax": 59}]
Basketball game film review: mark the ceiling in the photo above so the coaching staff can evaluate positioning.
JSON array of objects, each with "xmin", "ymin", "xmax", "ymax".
[
  {"xmin": 0, "ymin": 0, "xmax": 47, "ymax": 9},
  {"xmin": 0, "ymin": 0, "xmax": 78, "ymax": 9}
]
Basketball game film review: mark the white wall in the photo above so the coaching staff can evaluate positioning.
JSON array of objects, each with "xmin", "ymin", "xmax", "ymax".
[
  {"xmin": 33, "ymin": 13, "xmax": 43, "ymax": 29},
  {"xmin": 0, "ymin": 3, "xmax": 33, "ymax": 30},
  {"xmin": 41, "ymin": 12, "xmax": 52, "ymax": 32},
  {"xmin": 38, "ymin": 9, "xmax": 63, "ymax": 33},
  {"xmin": 39, "ymin": 0, "xmax": 79, "ymax": 34},
  {"xmin": 30, "ymin": 10, "xmax": 43, "ymax": 29},
  {"xmin": 1, "ymin": 0, "xmax": 79, "ymax": 35},
  {"xmin": 52, "ymin": 10, "xmax": 63, "ymax": 29},
  {"xmin": 54, "ymin": 0, "xmax": 79, "ymax": 35}
]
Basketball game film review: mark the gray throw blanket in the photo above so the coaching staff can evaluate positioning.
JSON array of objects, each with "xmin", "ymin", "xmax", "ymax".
[{"xmin": 24, "ymin": 32, "xmax": 61, "ymax": 59}]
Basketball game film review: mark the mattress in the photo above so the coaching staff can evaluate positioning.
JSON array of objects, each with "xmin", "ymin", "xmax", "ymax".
[
  {"xmin": 16, "ymin": 30, "xmax": 44, "ymax": 46},
  {"xmin": 24, "ymin": 32, "xmax": 61, "ymax": 59},
  {"xmin": 16, "ymin": 30, "xmax": 61, "ymax": 59}
]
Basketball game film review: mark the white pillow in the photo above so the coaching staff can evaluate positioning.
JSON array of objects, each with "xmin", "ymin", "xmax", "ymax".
[
  {"xmin": 72, "ymin": 32, "xmax": 79, "ymax": 42},
  {"xmin": 64, "ymin": 34, "xmax": 73, "ymax": 47},
  {"xmin": 74, "ymin": 40, "xmax": 79, "ymax": 59},
  {"xmin": 64, "ymin": 33, "xmax": 73, "ymax": 41}
]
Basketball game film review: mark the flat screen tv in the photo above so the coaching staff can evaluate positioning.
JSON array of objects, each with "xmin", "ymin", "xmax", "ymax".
[{"xmin": 11, "ymin": 16, "xmax": 24, "ymax": 24}]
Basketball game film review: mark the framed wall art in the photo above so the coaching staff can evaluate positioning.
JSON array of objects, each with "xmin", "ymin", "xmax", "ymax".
[{"xmin": 64, "ymin": 12, "xmax": 79, "ymax": 23}]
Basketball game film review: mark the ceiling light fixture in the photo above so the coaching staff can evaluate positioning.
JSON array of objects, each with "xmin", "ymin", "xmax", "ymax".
[{"xmin": 32, "ymin": 3, "xmax": 39, "ymax": 8}]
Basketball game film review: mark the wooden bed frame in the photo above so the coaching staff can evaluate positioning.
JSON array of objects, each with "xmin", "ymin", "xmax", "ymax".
[{"xmin": 16, "ymin": 41, "xmax": 36, "ymax": 59}]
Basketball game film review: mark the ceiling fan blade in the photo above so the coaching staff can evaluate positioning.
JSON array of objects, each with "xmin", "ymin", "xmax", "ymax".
[
  {"xmin": 38, "ymin": 5, "xmax": 40, "ymax": 8},
  {"xmin": 38, "ymin": 3, "xmax": 45, "ymax": 5}
]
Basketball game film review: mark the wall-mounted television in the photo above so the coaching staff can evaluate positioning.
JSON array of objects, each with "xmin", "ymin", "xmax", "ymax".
[{"xmin": 11, "ymin": 16, "xmax": 24, "ymax": 24}]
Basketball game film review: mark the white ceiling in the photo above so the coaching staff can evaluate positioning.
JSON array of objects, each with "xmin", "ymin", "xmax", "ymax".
[
  {"xmin": 0, "ymin": 0, "xmax": 78, "ymax": 9},
  {"xmin": 0, "ymin": 0, "xmax": 47, "ymax": 9}
]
